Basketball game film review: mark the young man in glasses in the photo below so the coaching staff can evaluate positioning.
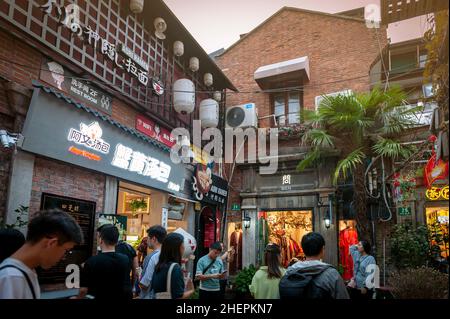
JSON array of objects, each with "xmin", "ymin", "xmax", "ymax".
[{"xmin": 0, "ymin": 209, "xmax": 83, "ymax": 299}]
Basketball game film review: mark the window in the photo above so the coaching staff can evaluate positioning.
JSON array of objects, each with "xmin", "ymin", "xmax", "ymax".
[
  {"xmin": 390, "ymin": 51, "xmax": 417, "ymax": 73},
  {"xmin": 272, "ymin": 92, "xmax": 302, "ymax": 126}
]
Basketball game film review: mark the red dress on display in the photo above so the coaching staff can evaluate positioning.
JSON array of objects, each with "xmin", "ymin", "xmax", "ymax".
[{"xmin": 339, "ymin": 227, "xmax": 358, "ymax": 281}]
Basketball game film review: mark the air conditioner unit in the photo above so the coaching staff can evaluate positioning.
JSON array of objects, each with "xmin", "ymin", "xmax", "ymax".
[
  {"xmin": 225, "ymin": 103, "xmax": 258, "ymax": 129},
  {"xmin": 315, "ymin": 89, "xmax": 353, "ymax": 110}
]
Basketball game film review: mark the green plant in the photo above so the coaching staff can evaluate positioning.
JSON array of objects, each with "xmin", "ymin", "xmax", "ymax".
[
  {"xmin": 297, "ymin": 86, "xmax": 421, "ymax": 240},
  {"xmin": 391, "ymin": 221, "xmax": 430, "ymax": 269},
  {"xmin": 129, "ymin": 199, "xmax": 147, "ymax": 216},
  {"xmin": 0, "ymin": 205, "xmax": 29, "ymax": 229},
  {"xmin": 190, "ymin": 287, "xmax": 199, "ymax": 299},
  {"xmin": 388, "ymin": 267, "xmax": 449, "ymax": 299},
  {"xmin": 233, "ymin": 265, "xmax": 256, "ymax": 294}
]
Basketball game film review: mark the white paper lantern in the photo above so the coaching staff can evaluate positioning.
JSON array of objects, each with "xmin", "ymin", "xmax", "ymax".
[
  {"xmin": 213, "ymin": 91, "xmax": 221, "ymax": 102},
  {"xmin": 174, "ymin": 228, "xmax": 197, "ymax": 259},
  {"xmin": 130, "ymin": 0, "xmax": 144, "ymax": 14},
  {"xmin": 189, "ymin": 57, "xmax": 199, "ymax": 72},
  {"xmin": 204, "ymin": 73, "xmax": 213, "ymax": 87},
  {"xmin": 173, "ymin": 79, "xmax": 195, "ymax": 114},
  {"xmin": 154, "ymin": 17, "xmax": 167, "ymax": 40},
  {"xmin": 173, "ymin": 41, "xmax": 184, "ymax": 57},
  {"xmin": 200, "ymin": 99, "xmax": 219, "ymax": 128}
]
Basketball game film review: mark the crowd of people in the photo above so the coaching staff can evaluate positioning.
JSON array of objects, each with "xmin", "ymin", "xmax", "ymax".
[{"xmin": 0, "ymin": 209, "xmax": 376, "ymax": 300}]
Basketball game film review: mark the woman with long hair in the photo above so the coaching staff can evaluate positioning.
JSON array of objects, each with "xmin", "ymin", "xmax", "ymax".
[
  {"xmin": 249, "ymin": 244, "xmax": 286, "ymax": 299},
  {"xmin": 151, "ymin": 233, "xmax": 194, "ymax": 299}
]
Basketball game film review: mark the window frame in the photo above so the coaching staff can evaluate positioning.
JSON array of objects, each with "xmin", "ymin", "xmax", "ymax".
[{"xmin": 270, "ymin": 91, "xmax": 302, "ymax": 127}]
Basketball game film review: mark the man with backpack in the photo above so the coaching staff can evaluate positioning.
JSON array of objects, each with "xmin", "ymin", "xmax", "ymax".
[{"xmin": 279, "ymin": 232, "xmax": 350, "ymax": 299}]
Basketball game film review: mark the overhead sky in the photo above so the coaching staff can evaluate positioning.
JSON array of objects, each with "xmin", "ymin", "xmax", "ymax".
[{"xmin": 163, "ymin": 0, "xmax": 429, "ymax": 54}]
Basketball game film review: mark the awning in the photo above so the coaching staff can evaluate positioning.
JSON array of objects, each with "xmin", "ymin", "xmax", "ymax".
[{"xmin": 254, "ymin": 56, "xmax": 310, "ymax": 90}]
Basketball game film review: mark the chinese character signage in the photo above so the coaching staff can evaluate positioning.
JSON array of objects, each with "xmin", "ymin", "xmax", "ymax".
[
  {"xmin": 38, "ymin": 193, "xmax": 96, "ymax": 285},
  {"xmin": 192, "ymin": 163, "xmax": 228, "ymax": 204},
  {"xmin": 40, "ymin": 59, "xmax": 112, "ymax": 115},
  {"xmin": 39, "ymin": 2, "xmax": 149, "ymax": 87},
  {"xmin": 398, "ymin": 207, "xmax": 412, "ymax": 216},
  {"xmin": 426, "ymin": 186, "xmax": 449, "ymax": 201},
  {"xmin": 135, "ymin": 115, "xmax": 176, "ymax": 148},
  {"xmin": 21, "ymin": 87, "xmax": 187, "ymax": 197}
]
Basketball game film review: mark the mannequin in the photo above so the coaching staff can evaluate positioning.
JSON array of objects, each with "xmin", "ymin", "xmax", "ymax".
[
  {"xmin": 229, "ymin": 224, "xmax": 243, "ymax": 275},
  {"xmin": 339, "ymin": 220, "xmax": 358, "ymax": 281}
]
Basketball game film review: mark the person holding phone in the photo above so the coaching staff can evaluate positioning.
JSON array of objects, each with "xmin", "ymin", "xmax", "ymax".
[{"xmin": 195, "ymin": 242, "xmax": 226, "ymax": 300}]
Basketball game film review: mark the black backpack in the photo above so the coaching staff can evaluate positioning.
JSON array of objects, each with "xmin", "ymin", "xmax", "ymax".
[{"xmin": 279, "ymin": 266, "xmax": 332, "ymax": 299}]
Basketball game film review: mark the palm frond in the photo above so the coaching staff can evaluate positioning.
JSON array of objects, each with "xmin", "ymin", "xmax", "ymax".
[
  {"xmin": 372, "ymin": 138, "xmax": 415, "ymax": 159},
  {"xmin": 297, "ymin": 147, "xmax": 322, "ymax": 172},
  {"xmin": 302, "ymin": 128, "xmax": 334, "ymax": 148},
  {"xmin": 302, "ymin": 109, "xmax": 323, "ymax": 126},
  {"xmin": 333, "ymin": 148, "xmax": 366, "ymax": 184}
]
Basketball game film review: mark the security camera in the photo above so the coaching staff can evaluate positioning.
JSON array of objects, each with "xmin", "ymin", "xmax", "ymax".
[{"xmin": 0, "ymin": 130, "xmax": 18, "ymax": 148}]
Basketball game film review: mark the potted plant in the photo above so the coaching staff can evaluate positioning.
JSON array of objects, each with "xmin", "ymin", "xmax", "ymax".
[
  {"xmin": 233, "ymin": 265, "xmax": 256, "ymax": 299},
  {"xmin": 0, "ymin": 205, "xmax": 28, "ymax": 229},
  {"xmin": 129, "ymin": 199, "xmax": 147, "ymax": 217}
]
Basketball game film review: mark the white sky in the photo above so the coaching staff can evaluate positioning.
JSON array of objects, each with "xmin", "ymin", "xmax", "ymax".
[{"xmin": 163, "ymin": 0, "xmax": 429, "ymax": 54}]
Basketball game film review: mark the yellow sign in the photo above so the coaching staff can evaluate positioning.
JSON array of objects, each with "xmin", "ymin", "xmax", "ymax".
[
  {"xmin": 191, "ymin": 144, "xmax": 210, "ymax": 165},
  {"xmin": 426, "ymin": 186, "xmax": 449, "ymax": 201}
]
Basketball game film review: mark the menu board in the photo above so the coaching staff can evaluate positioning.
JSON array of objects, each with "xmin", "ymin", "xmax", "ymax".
[{"xmin": 37, "ymin": 193, "xmax": 96, "ymax": 285}]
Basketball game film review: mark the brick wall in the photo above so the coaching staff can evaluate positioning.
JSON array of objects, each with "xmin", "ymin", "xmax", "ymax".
[
  {"xmin": 217, "ymin": 9, "xmax": 387, "ymax": 118},
  {"xmin": 29, "ymin": 157, "xmax": 105, "ymax": 217}
]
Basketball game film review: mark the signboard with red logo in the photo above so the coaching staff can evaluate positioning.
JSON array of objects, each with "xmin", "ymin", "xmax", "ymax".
[{"xmin": 136, "ymin": 115, "xmax": 176, "ymax": 148}]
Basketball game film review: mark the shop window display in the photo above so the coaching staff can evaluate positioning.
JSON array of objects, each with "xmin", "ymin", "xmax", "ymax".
[
  {"xmin": 260, "ymin": 211, "xmax": 313, "ymax": 267},
  {"xmin": 339, "ymin": 220, "xmax": 359, "ymax": 281},
  {"xmin": 227, "ymin": 222, "xmax": 243, "ymax": 275},
  {"xmin": 426, "ymin": 207, "xmax": 449, "ymax": 260}
]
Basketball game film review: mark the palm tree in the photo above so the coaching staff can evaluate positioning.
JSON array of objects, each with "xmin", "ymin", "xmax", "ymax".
[{"xmin": 297, "ymin": 86, "xmax": 422, "ymax": 240}]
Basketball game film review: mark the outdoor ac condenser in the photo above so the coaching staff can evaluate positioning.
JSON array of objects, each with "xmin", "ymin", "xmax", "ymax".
[{"xmin": 225, "ymin": 103, "xmax": 258, "ymax": 129}]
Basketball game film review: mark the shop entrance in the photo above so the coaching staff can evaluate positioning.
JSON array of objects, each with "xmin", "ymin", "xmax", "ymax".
[{"xmin": 259, "ymin": 210, "xmax": 313, "ymax": 267}]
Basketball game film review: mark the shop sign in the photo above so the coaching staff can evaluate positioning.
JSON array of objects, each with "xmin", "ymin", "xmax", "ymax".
[
  {"xmin": 152, "ymin": 78, "xmax": 165, "ymax": 96},
  {"xmin": 40, "ymin": 2, "xmax": 149, "ymax": 86},
  {"xmin": 21, "ymin": 88, "xmax": 186, "ymax": 196},
  {"xmin": 192, "ymin": 164, "xmax": 228, "ymax": 204},
  {"xmin": 231, "ymin": 203, "xmax": 241, "ymax": 211},
  {"xmin": 161, "ymin": 207, "xmax": 169, "ymax": 229},
  {"xmin": 38, "ymin": 193, "xmax": 96, "ymax": 285},
  {"xmin": 68, "ymin": 122, "xmax": 110, "ymax": 154},
  {"xmin": 424, "ymin": 153, "xmax": 448, "ymax": 188},
  {"xmin": 41, "ymin": 60, "xmax": 113, "ymax": 115},
  {"xmin": 136, "ymin": 115, "xmax": 176, "ymax": 148},
  {"xmin": 398, "ymin": 207, "xmax": 412, "ymax": 216},
  {"xmin": 426, "ymin": 186, "xmax": 449, "ymax": 201}
]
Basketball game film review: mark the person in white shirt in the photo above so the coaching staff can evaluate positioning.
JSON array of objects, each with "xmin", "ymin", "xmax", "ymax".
[
  {"xmin": 0, "ymin": 209, "xmax": 83, "ymax": 299},
  {"xmin": 139, "ymin": 225, "xmax": 167, "ymax": 299}
]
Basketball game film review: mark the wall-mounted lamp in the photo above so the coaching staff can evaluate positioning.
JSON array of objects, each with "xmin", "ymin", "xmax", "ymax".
[
  {"xmin": 243, "ymin": 211, "xmax": 251, "ymax": 229},
  {"xmin": 318, "ymin": 194, "xmax": 333, "ymax": 230},
  {"xmin": 324, "ymin": 210, "xmax": 331, "ymax": 229}
]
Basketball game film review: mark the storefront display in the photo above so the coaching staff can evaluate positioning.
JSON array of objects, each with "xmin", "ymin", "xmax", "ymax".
[
  {"xmin": 426, "ymin": 206, "xmax": 449, "ymax": 259},
  {"xmin": 228, "ymin": 222, "xmax": 243, "ymax": 275},
  {"xmin": 259, "ymin": 211, "xmax": 313, "ymax": 267},
  {"xmin": 338, "ymin": 220, "xmax": 359, "ymax": 281}
]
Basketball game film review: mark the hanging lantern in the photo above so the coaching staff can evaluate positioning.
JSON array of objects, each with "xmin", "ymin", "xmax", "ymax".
[
  {"xmin": 173, "ymin": 79, "xmax": 195, "ymax": 114},
  {"xmin": 130, "ymin": 0, "xmax": 144, "ymax": 14},
  {"xmin": 173, "ymin": 41, "xmax": 184, "ymax": 57},
  {"xmin": 199, "ymin": 99, "xmax": 219, "ymax": 128},
  {"xmin": 213, "ymin": 91, "xmax": 221, "ymax": 102},
  {"xmin": 189, "ymin": 57, "xmax": 199, "ymax": 72},
  {"xmin": 204, "ymin": 73, "xmax": 213, "ymax": 87},
  {"xmin": 154, "ymin": 17, "xmax": 167, "ymax": 40}
]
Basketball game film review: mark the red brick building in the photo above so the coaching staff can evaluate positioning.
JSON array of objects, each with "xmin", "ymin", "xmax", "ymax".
[
  {"xmin": 215, "ymin": 7, "xmax": 388, "ymax": 271},
  {"xmin": 0, "ymin": 0, "xmax": 234, "ymax": 291}
]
